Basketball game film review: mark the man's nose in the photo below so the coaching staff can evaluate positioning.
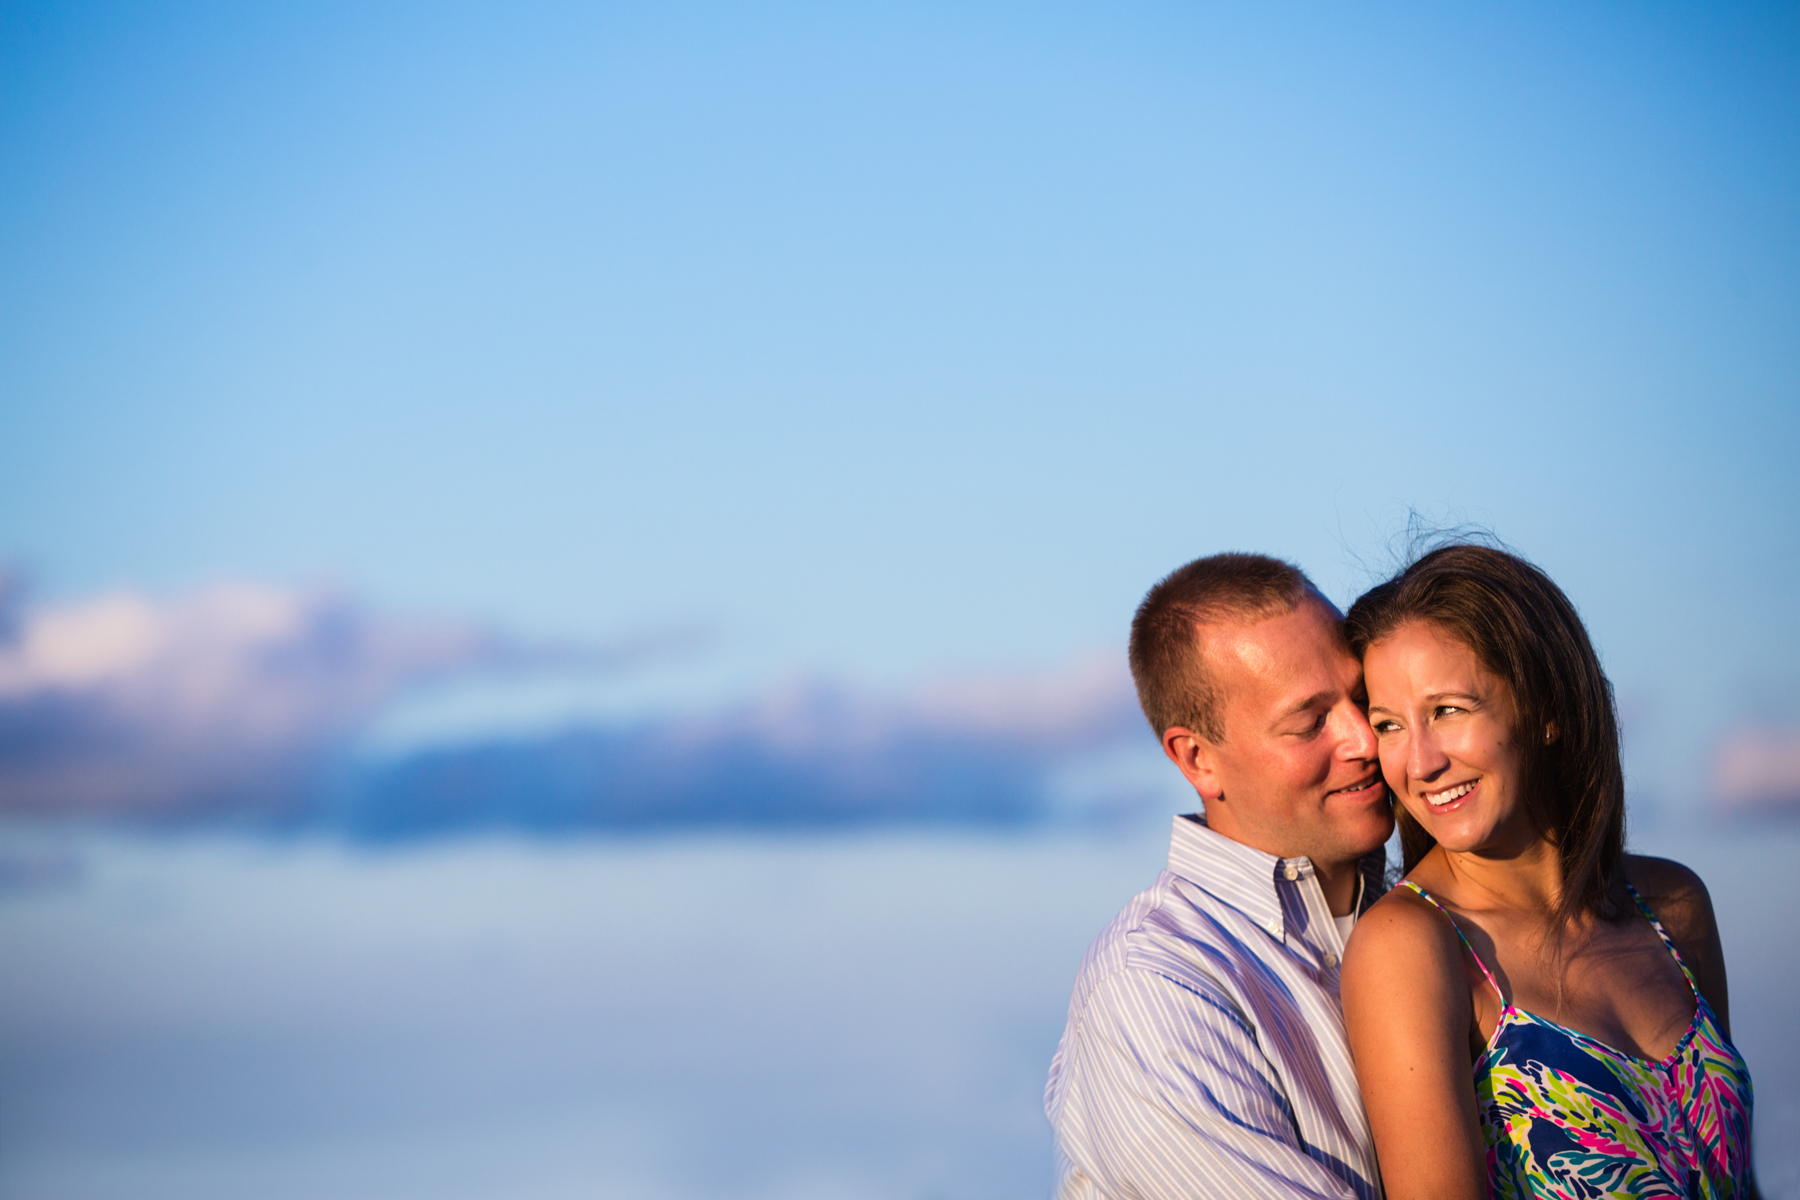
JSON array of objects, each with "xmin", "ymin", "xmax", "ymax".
[{"xmin": 1335, "ymin": 703, "xmax": 1378, "ymax": 761}]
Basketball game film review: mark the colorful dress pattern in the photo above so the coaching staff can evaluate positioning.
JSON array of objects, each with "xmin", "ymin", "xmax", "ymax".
[{"xmin": 1402, "ymin": 881, "xmax": 1754, "ymax": 1199}]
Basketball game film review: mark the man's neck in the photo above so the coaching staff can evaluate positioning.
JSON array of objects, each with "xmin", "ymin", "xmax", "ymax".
[{"xmin": 1314, "ymin": 856, "xmax": 1364, "ymax": 918}]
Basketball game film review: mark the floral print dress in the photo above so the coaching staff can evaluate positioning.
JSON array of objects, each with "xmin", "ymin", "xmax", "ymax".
[{"xmin": 1401, "ymin": 881, "xmax": 1754, "ymax": 1199}]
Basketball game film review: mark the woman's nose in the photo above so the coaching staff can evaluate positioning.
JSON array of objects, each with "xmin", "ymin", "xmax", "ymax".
[{"xmin": 1409, "ymin": 726, "xmax": 1450, "ymax": 780}]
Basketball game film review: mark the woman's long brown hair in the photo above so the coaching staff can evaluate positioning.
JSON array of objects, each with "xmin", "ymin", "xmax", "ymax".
[{"xmin": 1345, "ymin": 543, "xmax": 1628, "ymax": 928}]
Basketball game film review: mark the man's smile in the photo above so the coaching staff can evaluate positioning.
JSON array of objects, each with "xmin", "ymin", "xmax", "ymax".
[{"xmin": 1326, "ymin": 773, "xmax": 1385, "ymax": 800}]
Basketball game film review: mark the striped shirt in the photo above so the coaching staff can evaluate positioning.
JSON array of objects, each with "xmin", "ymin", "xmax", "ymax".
[{"xmin": 1045, "ymin": 814, "xmax": 1384, "ymax": 1200}]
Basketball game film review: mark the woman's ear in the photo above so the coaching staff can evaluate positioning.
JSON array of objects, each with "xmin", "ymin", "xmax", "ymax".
[{"xmin": 1543, "ymin": 720, "xmax": 1559, "ymax": 745}]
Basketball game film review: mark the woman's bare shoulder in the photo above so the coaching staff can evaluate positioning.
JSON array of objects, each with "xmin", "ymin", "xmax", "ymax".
[
  {"xmin": 1623, "ymin": 854, "xmax": 1719, "ymax": 944},
  {"xmin": 1345, "ymin": 883, "xmax": 1466, "ymax": 978},
  {"xmin": 1343, "ymin": 883, "xmax": 1476, "ymax": 1044},
  {"xmin": 1624, "ymin": 853, "xmax": 1707, "ymax": 896}
]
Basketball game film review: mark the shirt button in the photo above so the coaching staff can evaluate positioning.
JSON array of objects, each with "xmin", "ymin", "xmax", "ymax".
[
  {"xmin": 1268, "ymin": 922, "xmax": 1282, "ymax": 937},
  {"xmin": 1282, "ymin": 865, "xmax": 1300, "ymax": 881},
  {"xmin": 1322, "ymin": 952, "xmax": 1340, "ymax": 969}
]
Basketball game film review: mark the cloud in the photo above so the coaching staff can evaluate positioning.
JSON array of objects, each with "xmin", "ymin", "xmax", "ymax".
[
  {"xmin": 0, "ymin": 581, "xmax": 1162, "ymax": 836},
  {"xmin": 328, "ymin": 659, "xmax": 1154, "ymax": 839},
  {"xmin": 0, "ymin": 580, "xmax": 499, "ymax": 821},
  {"xmin": 1712, "ymin": 727, "xmax": 1800, "ymax": 814}
]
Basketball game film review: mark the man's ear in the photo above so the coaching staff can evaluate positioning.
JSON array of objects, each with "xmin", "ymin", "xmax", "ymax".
[{"xmin": 1162, "ymin": 726, "xmax": 1223, "ymax": 802}]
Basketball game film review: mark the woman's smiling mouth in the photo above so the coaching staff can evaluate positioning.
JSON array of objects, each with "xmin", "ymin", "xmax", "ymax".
[{"xmin": 1424, "ymin": 780, "xmax": 1477, "ymax": 808}]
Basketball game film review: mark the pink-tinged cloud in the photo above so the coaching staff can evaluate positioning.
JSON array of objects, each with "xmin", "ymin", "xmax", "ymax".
[
  {"xmin": 0, "ymin": 582, "xmax": 497, "ymax": 820},
  {"xmin": 707, "ymin": 655, "xmax": 1140, "ymax": 756},
  {"xmin": 0, "ymin": 580, "xmax": 1153, "ymax": 835},
  {"xmin": 337, "ymin": 660, "xmax": 1151, "ymax": 841},
  {"xmin": 1712, "ymin": 727, "xmax": 1800, "ymax": 813}
]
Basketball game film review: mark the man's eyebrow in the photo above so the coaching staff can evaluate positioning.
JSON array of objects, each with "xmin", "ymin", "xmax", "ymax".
[{"xmin": 1275, "ymin": 691, "xmax": 1335, "ymax": 721}]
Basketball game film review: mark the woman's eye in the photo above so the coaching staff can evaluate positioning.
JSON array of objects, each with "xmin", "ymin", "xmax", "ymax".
[
  {"xmin": 1433, "ymin": 705, "xmax": 1463, "ymax": 719},
  {"xmin": 1371, "ymin": 719, "xmax": 1399, "ymax": 735}
]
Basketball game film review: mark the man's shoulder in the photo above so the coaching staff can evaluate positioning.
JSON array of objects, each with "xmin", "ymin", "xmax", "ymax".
[{"xmin": 1065, "ymin": 868, "xmax": 1245, "ymax": 1019}]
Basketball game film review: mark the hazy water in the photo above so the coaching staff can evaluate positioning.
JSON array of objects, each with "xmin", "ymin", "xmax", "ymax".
[{"xmin": 0, "ymin": 820, "xmax": 1794, "ymax": 1200}]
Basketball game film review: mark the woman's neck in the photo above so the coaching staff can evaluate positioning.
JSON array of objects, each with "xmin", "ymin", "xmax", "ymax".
[{"xmin": 1425, "ymin": 835, "xmax": 1566, "ymax": 917}]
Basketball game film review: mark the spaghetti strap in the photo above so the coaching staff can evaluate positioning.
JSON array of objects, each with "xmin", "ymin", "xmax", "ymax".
[
  {"xmin": 1624, "ymin": 881, "xmax": 1702, "ymax": 991},
  {"xmin": 1400, "ymin": 880, "xmax": 1507, "ymax": 1007}
]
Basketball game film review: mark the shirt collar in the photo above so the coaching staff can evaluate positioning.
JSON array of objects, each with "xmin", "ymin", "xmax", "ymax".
[{"xmin": 1166, "ymin": 813, "xmax": 1320, "ymax": 942}]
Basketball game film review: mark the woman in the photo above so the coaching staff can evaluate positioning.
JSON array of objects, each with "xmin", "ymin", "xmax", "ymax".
[{"xmin": 1340, "ymin": 544, "xmax": 1754, "ymax": 1200}]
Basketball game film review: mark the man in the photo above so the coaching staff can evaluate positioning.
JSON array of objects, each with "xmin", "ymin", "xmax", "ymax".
[{"xmin": 1045, "ymin": 553, "xmax": 1393, "ymax": 1200}]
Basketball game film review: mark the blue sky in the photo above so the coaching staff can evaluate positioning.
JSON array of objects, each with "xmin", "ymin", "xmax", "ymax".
[
  {"xmin": 2, "ymin": 0, "xmax": 1797, "ymax": 813},
  {"xmin": 3, "ymin": 10, "xmax": 1799, "ymax": 1194}
]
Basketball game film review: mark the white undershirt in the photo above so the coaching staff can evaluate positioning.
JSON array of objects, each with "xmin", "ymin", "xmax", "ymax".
[{"xmin": 1330, "ymin": 873, "xmax": 1366, "ymax": 946}]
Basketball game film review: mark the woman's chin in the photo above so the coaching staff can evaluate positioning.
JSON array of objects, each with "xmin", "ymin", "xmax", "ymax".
[{"xmin": 1405, "ymin": 808, "xmax": 1490, "ymax": 854}]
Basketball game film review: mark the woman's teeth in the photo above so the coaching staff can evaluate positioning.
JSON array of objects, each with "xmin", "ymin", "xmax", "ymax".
[{"xmin": 1427, "ymin": 781, "xmax": 1476, "ymax": 807}]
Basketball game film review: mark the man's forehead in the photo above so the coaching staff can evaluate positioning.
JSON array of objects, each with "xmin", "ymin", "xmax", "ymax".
[
  {"xmin": 1201, "ymin": 594, "xmax": 1344, "ymax": 651},
  {"xmin": 1200, "ymin": 599, "xmax": 1358, "ymax": 699}
]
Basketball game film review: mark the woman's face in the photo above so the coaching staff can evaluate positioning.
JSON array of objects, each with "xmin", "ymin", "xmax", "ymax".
[{"xmin": 1362, "ymin": 620, "xmax": 1535, "ymax": 856}]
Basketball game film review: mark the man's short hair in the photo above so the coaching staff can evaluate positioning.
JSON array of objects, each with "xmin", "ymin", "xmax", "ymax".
[{"xmin": 1128, "ymin": 552, "xmax": 1320, "ymax": 743}]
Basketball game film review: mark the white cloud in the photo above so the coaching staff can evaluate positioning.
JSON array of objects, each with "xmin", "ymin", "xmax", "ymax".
[
  {"xmin": 0, "ymin": 582, "xmax": 496, "ymax": 820},
  {"xmin": 0, "ymin": 580, "xmax": 1149, "ymax": 833}
]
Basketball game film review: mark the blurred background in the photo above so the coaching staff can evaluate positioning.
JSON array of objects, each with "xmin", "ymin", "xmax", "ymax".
[{"xmin": 2, "ymin": 2, "xmax": 1797, "ymax": 1197}]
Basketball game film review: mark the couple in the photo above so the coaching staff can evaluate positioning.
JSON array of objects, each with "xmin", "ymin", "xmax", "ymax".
[{"xmin": 1046, "ymin": 546, "xmax": 1755, "ymax": 1200}]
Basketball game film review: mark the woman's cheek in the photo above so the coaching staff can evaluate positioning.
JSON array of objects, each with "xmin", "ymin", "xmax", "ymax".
[
  {"xmin": 1376, "ymin": 742, "xmax": 1406, "ymax": 789},
  {"xmin": 1395, "ymin": 790, "xmax": 1434, "ymax": 824}
]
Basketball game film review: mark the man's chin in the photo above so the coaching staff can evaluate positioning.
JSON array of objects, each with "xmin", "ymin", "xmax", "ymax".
[
  {"xmin": 1352, "ymin": 809, "xmax": 1396, "ymax": 855},
  {"xmin": 1325, "ymin": 784, "xmax": 1395, "ymax": 854}
]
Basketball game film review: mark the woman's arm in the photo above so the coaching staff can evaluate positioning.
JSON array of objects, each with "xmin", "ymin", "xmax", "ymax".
[
  {"xmin": 1625, "ymin": 856, "xmax": 1731, "ymax": 1037},
  {"xmin": 1341, "ymin": 892, "xmax": 1488, "ymax": 1200}
]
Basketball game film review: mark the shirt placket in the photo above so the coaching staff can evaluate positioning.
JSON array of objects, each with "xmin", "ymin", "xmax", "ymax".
[{"xmin": 1276, "ymin": 857, "xmax": 1344, "ymax": 971}]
